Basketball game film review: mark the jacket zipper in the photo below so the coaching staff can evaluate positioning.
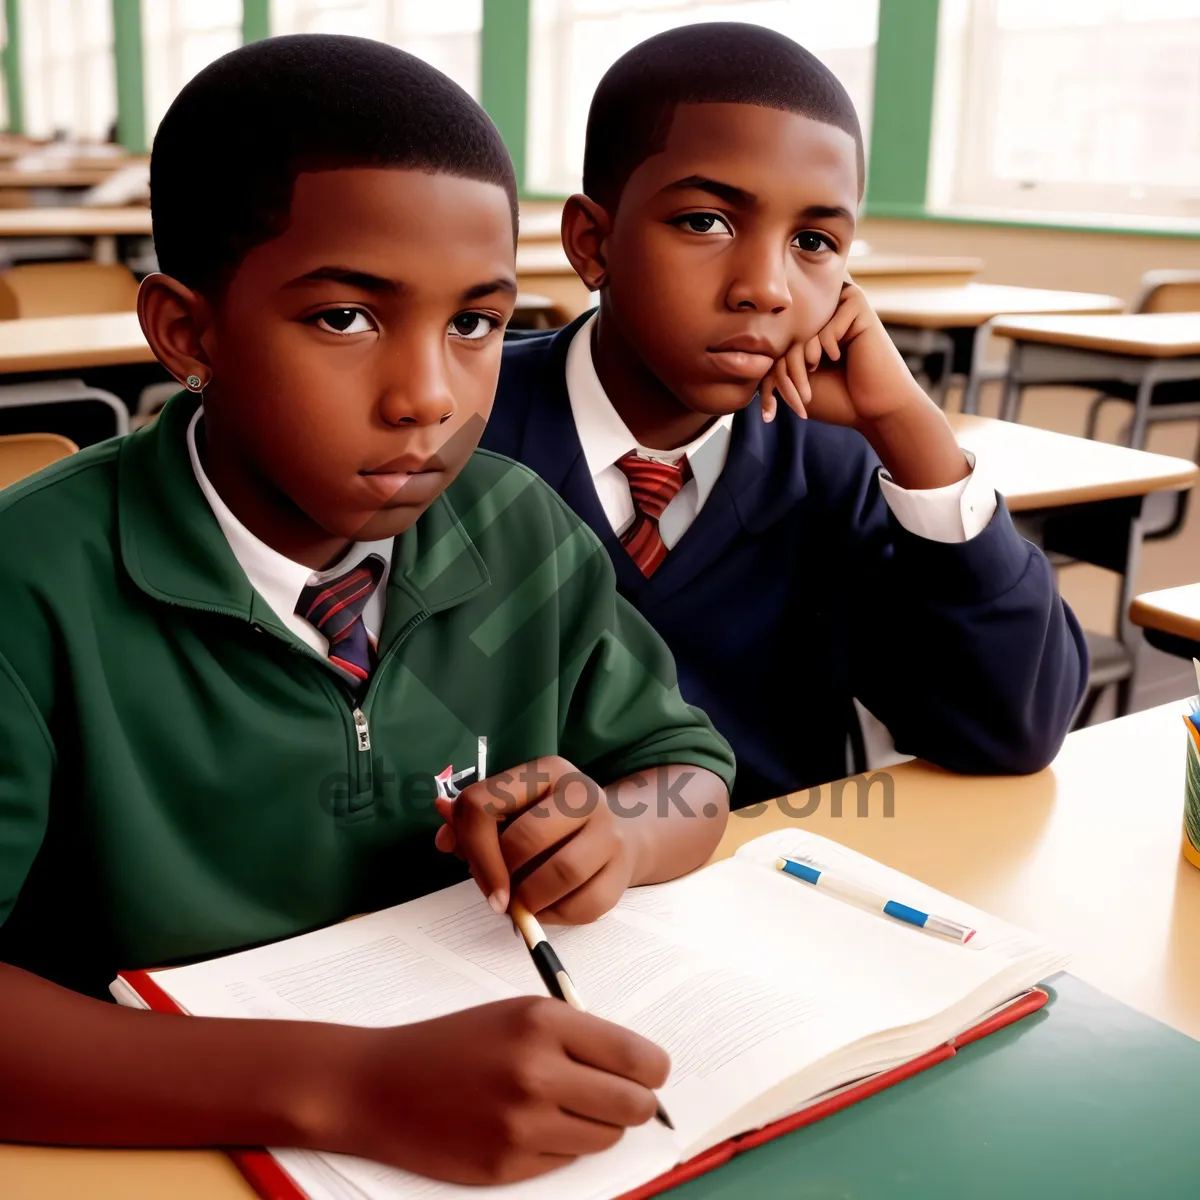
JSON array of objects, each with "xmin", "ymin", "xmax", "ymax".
[{"xmin": 346, "ymin": 608, "xmax": 431, "ymax": 798}]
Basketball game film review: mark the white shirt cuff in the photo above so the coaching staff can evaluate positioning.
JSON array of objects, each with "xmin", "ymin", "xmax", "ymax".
[{"xmin": 877, "ymin": 451, "xmax": 996, "ymax": 543}]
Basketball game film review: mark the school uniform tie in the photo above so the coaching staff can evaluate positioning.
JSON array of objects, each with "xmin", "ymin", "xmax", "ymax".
[
  {"xmin": 295, "ymin": 554, "xmax": 386, "ymax": 688},
  {"xmin": 615, "ymin": 450, "xmax": 692, "ymax": 578}
]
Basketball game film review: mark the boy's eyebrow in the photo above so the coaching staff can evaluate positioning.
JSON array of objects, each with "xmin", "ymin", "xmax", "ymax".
[
  {"xmin": 283, "ymin": 267, "xmax": 518, "ymax": 302},
  {"xmin": 661, "ymin": 177, "xmax": 855, "ymax": 224},
  {"xmin": 285, "ymin": 266, "xmax": 400, "ymax": 293},
  {"xmin": 459, "ymin": 276, "xmax": 518, "ymax": 302},
  {"xmin": 662, "ymin": 175, "xmax": 753, "ymax": 208}
]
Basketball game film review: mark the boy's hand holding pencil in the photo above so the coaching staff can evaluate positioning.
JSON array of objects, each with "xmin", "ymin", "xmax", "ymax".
[{"xmin": 434, "ymin": 753, "xmax": 642, "ymax": 925}]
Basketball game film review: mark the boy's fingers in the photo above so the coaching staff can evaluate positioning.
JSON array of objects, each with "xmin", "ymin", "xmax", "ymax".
[
  {"xmin": 773, "ymin": 372, "xmax": 807, "ymax": 419},
  {"xmin": 513, "ymin": 822, "xmax": 612, "ymax": 915},
  {"xmin": 761, "ymin": 386, "xmax": 777, "ymax": 423},
  {"xmin": 451, "ymin": 757, "xmax": 577, "ymax": 913},
  {"xmin": 541, "ymin": 857, "xmax": 629, "ymax": 926},
  {"xmin": 819, "ymin": 325, "xmax": 842, "ymax": 363},
  {"xmin": 434, "ymin": 823, "xmax": 457, "ymax": 853},
  {"xmin": 555, "ymin": 1060, "xmax": 661, "ymax": 1130},
  {"xmin": 559, "ymin": 1011, "xmax": 671, "ymax": 1090},
  {"xmin": 803, "ymin": 336, "xmax": 823, "ymax": 372}
]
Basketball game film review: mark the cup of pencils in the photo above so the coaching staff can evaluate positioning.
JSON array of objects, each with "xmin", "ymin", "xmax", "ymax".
[{"xmin": 1182, "ymin": 670, "xmax": 1200, "ymax": 871}]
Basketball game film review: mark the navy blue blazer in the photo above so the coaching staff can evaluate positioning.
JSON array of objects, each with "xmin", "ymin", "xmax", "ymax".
[{"xmin": 482, "ymin": 316, "xmax": 1089, "ymax": 807}]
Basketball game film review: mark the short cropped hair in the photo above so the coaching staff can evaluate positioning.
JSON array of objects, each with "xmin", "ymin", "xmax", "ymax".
[
  {"xmin": 151, "ymin": 34, "xmax": 518, "ymax": 294},
  {"xmin": 583, "ymin": 23, "xmax": 865, "ymax": 209}
]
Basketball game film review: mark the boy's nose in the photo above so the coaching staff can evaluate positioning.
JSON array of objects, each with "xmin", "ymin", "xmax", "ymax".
[
  {"xmin": 377, "ymin": 333, "xmax": 455, "ymax": 427},
  {"xmin": 724, "ymin": 239, "xmax": 791, "ymax": 314}
]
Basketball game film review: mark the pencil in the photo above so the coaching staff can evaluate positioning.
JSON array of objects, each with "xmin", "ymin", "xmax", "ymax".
[
  {"xmin": 476, "ymin": 735, "xmax": 673, "ymax": 1131},
  {"xmin": 509, "ymin": 900, "xmax": 674, "ymax": 1131}
]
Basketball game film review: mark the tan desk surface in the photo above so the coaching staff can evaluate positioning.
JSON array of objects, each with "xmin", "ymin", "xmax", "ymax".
[
  {"xmin": 0, "ymin": 312, "xmax": 155, "ymax": 373},
  {"xmin": 864, "ymin": 283, "xmax": 1124, "ymax": 329},
  {"xmin": 0, "ymin": 167, "xmax": 127, "ymax": 189},
  {"xmin": 6, "ymin": 703, "xmax": 1199, "ymax": 1196},
  {"xmin": 947, "ymin": 412, "xmax": 1198, "ymax": 509},
  {"xmin": 0, "ymin": 206, "xmax": 152, "ymax": 237},
  {"xmin": 990, "ymin": 312, "xmax": 1200, "ymax": 357},
  {"xmin": 1131, "ymin": 583, "xmax": 1200, "ymax": 643}
]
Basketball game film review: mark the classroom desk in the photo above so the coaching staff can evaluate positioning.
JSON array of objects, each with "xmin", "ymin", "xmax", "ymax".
[
  {"xmin": 0, "ymin": 311, "xmax": 155, "ymax": 374},
  {"xmin": 948, "ymin": 412, "xmax": 1197, "ymax": 711},
  {"xmin": 1131, "ymin": 582, "xmax": 1200, "ymax": 662},
  {"xmin": 863, "ymin": 283, "xmax": 1124, "ymax": 410},
  {"xmin": 0, "ymin": 206, "xmax": 152, "ymax": 264},
  {"xmin": 0, "ymin": 167, "xmax": 126, "ymax": 190},
  {"xmin": 992, "ymin": 313, "xmax": 1200, "ymax": 448},
  {"xmin": 515, "ymin": 243, "xmax": 986, "ymax": 322},
  {"xmin": 5, "ymin": 702, "xmax": 1198, "ymax": 1198}
]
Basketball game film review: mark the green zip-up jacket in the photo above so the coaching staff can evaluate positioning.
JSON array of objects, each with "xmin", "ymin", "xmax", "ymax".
[{"xmin": 0, "ymin": 393, "xmax": 734, "ymax": 998}]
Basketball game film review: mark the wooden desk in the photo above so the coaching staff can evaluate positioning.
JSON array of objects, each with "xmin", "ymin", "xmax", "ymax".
[
  {"xmin": 0, "ymin": 167, "xmax": 126, "ymax": 189},
  {"xmin": 992, "ymin": 312, "xmax": 1200, "ymax": 358},
  {"xmin": 0, "ymin": 206, "xmax": 152, "ymax": 238},
  {"xmin": 991, "ymin": 313, "xmax": 1200, "ymax": 447},
  {"xmin": 6, "ymin": 703, "xmax": 1198, "ymax": 1197},
  {"xmin": 864, "ymin": 284, "xmax": 1124, "ymax": 412},
  {"xmin": 845, "ymin": 253, "xmax": 982, "ymax": 289},
  {"xmin": 947, "ymin": 412, "xmax": 1198, "ymax": 510},
  {"xmin": 1131, "ymin": 582, "xmax": 1200, "ymax": 662},
  {"xmin": 0, "ymin": 312, "xmax": 154, "ymax": 374},
  {"xmin": 868, "ymin": 283, "xmax": 1123, "ymax": 330},
  {"xmin": 948, "ymin": 413, "xmax": 1197, "ymax": 713}
]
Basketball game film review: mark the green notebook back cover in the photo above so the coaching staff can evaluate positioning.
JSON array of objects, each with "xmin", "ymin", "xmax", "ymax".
[{"xmin": 671, "ymin": 974, "xmax": 1200, "ymax": 1199}]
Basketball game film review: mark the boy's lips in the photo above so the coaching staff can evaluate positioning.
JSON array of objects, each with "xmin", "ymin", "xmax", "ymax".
[
  {"xmin": 705, "ymin": 334, "xmax": 783, "ymax": 382},
  {"xmin": 359, "ymin": 455, "xmax": 446, "ymax": 506}
]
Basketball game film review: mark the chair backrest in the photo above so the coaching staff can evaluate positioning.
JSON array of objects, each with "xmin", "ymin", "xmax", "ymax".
[
  {"xmin": 0, "ymin": 261, "xmax": 140, "ymax": 318},
  {"xmin": 0, "ymin": 431, "xmax": 78, "ymax": 488},
  {"xmin": 1132, "ymin": 270, "xmax": 1200, "ymax": 314}
]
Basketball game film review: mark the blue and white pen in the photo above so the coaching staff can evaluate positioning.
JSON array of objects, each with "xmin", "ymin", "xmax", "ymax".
[{"xmin": 774, "ymin": 855, "xmax": 976, "ymax": 943}]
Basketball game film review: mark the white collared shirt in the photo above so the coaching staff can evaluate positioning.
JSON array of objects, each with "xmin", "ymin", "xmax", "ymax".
[
  {"xmin": 187, "ymin": 408, "xmax": 393, "ymax": 661},
  {"xmin": 563, "ymin": 314, "xmax": 998, "ymax": 772}
]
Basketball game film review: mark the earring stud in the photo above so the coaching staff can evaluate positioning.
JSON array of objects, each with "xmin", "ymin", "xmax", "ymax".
[{"xmin": 185, "ymin": 374, "xmax": 204, "ymax": 392}]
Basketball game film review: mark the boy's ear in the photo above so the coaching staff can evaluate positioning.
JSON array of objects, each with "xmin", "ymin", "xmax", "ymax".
[
  {"xmin": 136, "ymin": 273, "xmax": 216, "ymax": 390},
  {"xmin": 560, "ymin": 194, "xmax": 613, "ymax": 291}
]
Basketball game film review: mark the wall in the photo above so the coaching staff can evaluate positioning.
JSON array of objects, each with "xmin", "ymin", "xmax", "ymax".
[{"xmin": 858, "ymin": 218, "xmax": 1200, "ymax": 305}]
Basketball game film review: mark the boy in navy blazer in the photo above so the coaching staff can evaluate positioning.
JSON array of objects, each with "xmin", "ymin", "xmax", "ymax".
[{"xmin": 482, "ymin": 23, "xmax": 1088, "ymax": 807}]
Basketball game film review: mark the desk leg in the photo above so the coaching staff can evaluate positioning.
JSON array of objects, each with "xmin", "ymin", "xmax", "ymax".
[
  {"xmin": 1128, "ymin": 363, "xmax": 1167, "ymax": 450},
  {"xmin": 1017, "ymin": 495, "xmax": 1146, "ymax": 718},
  {"xmin": 93, "ymin": 235, "xmax": 117, "ymax": 265},
  {"xmin": 999, "ymin": 342, "xmax": 1025, "ymax": 423},
  {"xmin": 962, "ymin": 320, "xmax": 1001, "ymax": 415}
]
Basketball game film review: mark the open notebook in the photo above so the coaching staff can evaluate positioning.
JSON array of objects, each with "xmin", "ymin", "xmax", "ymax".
[{"xmin": 112, "ymin": 830, "xmax": 1068, "ymax": 1200}]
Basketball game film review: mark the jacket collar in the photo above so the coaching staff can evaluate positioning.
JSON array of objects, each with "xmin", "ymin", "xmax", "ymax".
[{"xmin": 118, "ymin": 391, "xmax": 489, "ymax": 641}]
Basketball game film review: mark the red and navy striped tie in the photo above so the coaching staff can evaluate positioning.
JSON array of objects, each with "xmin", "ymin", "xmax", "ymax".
[
  {"xmin": 295, "ymin": 554, "xmax": 386, "ymax": 688},
  {"xmin": 615, "ymin": 451, "xmax": 692, "ymax": 577}
]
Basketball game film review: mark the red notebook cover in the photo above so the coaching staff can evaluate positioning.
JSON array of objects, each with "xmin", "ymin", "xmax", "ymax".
[{"xmin": 120, "ymin": 969, "xmax": 1048, "ymax": 1200}]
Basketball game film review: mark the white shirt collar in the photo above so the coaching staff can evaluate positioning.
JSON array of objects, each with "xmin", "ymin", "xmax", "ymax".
[
  {"xmin": 186, "ymin": 407, "xmax": 393, "ymax": 631},
  {"xmin": 564, "ymin": 312, "xmax": 733, "ymax": 506}
]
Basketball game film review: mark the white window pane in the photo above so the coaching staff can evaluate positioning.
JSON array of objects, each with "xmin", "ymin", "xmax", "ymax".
[
  {"xmin": 932, "ymin": 0, "xmax": 1200, "ymax": 222},
  {"xmin": 528, "ymin": 0, "xmax": 875, "ymax": 195},
  {"xmin": 144, "ymin": 0, "xmax": 243, "ymax": 139},
  {"xmin": 19, "ymin": 0, "xmax": 116, "ymax": 140}
]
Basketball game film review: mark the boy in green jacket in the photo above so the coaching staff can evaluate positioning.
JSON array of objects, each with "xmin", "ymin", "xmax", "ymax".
[{"xmin": 0, "ymin": 36, "xmax": 732, "ymax": 1186}]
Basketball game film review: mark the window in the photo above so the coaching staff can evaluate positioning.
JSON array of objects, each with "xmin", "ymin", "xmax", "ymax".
[
  {"xmin": 526, "ymin": 0, "xmax": 879, "ymax": 196},
  {"xmin": 270, "ymin": 0, "xmax": 483, "ymax": 98},
  {"xmin": 930, "ymin": 0, "xmax": 1200, "ymax": 227},
  {"xmin": 143, "ymin": 0, "xmax": 243, "ymax": 140},
  {"xmin": 19, "ymin": 0, "xmax": 116, "ymax": 141}
]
